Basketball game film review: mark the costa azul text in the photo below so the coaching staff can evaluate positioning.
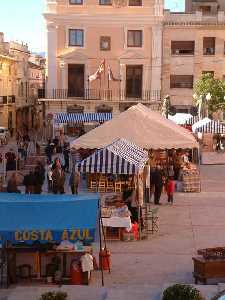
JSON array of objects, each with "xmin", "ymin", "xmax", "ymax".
[{"xmin": 11, "ymin": 229, "xmax": 94, "ymax": 242}]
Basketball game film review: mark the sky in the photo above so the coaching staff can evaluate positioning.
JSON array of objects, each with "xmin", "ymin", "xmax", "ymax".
[{"xmin": 0, "ymin": 0, "xmax": 184, "ymax": 53}]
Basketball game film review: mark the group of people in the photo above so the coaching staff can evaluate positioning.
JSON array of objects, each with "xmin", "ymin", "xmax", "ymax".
[{"xmin": 150, "ymin": 165, "xmax": 175, "ymax": 205}]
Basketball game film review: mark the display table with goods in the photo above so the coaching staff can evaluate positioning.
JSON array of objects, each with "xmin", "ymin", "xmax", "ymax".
[
  {"xmin": 101, "ymin": 205, "xmax": 133, "ymax": 241},
  {"xmin": 193, "ymin": 247, "xmax": 225, "ymax": 284},
  {"xmin": 0, "ymin": 193, "xmax": 105, "ymax": 287},
  {"xmin": 182, "ymin": 163, "xmax": 201, "ymax": 193}
]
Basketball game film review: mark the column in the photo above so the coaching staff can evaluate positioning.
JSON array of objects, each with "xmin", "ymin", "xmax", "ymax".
[
  {"xmin": 47, "ymin": 23, "xmax": 58, "ymax": 97},
  {"xmin": 119, "ymin": 63, "xmax": 126, "ymax": 100},
  {"xmin": 151, "ymin": 25, "xmax": 163, "ymax": 101},
  {"xmin": 60, "ymin": 60, "xmax": 67, "ymax": 90}
]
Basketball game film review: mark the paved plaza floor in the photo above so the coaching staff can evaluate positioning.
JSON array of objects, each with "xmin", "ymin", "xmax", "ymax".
[{"xmin": 1, "ymin": 147, "xmax": 225, "ymax": 299}]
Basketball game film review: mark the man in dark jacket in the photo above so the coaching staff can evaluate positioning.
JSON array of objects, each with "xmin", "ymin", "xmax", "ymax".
[{"xmin": 153, "ymin": 165, "xmax": 163, "ymax": 205}]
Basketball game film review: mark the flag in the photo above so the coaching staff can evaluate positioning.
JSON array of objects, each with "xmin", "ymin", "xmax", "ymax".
[
  {"xmin": 108, "ymin": 66, "xmax": 121, "ymax": 82},
  {"xmin": 89, "ymin": 60, "xmax": 105, "ymax": 82}
]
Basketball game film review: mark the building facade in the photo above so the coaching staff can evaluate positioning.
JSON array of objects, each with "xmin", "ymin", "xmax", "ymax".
[
  {"xmin": 0, "ymin": 32, "xmax": 45, "ymax": 132},
  {"xmin": 43, "ymin": 0, "xmax": 225, "ymax": 120},
  {"xmin": 0, "ymin": 33, "xmax": 17, "ymax": 131},
  {"xmin": 43, "ymin": 0, "xmax": 164, "ymax": 116}
]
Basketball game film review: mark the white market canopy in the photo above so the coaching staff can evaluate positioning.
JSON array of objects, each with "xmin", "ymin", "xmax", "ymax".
[
  {"xmin": 70, "ymin": 104, "xmax": 198, "ymax": 150},
  {"xmin": 192, "ymin": 118, "xmax": 212, "ymax": 133},
  {"xmin": 168, "ymin": 113, "xmax": 192, "ymax": 125},
  {"xmin": 76, "ymin": 138, "xmax": 149, "ymax": 175}
]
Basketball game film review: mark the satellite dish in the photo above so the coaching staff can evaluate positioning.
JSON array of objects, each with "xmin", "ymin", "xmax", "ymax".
[{"xmin": 190, "ymin": 106, "xmax": 198, "ymax": 116}]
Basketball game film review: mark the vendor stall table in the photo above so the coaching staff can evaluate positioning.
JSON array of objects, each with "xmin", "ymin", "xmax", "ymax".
[{"xmin": 102, "ymin": 217, "xmax": 132, "ymax": 241}]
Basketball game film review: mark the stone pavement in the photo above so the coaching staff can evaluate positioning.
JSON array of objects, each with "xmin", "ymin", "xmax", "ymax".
[{"xmin": 1, "ymin": 154, "xmax": 225, "ymax": 299}]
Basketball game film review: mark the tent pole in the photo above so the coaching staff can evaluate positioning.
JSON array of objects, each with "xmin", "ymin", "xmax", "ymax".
[
  {"xmin": 137, "ymin": 173, "xmax": 142, "ymax": 241},
  {"xmin": 100, "ymin": 216, "xmax": 110, "ymax": 274},
  {"xmin": 98, "ymin": 199, "xmax": 104, "ymax": 287}
]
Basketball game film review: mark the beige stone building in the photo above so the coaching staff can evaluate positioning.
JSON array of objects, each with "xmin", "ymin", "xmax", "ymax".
[
  {"xmin": 163, "ymin": 0, "xmax": 225, "ymax": 113},
  {"xmin": 42, "ymin": 0, "xmax": 225, "ymax": 124},
  {"xmin": 0, "ymin": 33, "xmax": 17, "ymax": 131},
  {"xmin": 0, "ymin": 32, "xmax": 45, "ymax": 132},
  {"xmin": 43, "ymin": 0, "xmax": 164, "ymax": 117}
]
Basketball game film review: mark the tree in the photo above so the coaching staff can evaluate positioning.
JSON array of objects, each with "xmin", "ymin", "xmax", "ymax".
[{"xmin": 193, "ymin": 73, "xmax": 225, "ymax": 116}]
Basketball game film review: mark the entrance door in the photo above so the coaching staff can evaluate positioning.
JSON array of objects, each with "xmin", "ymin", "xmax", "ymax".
[
  {"xmin": 68, "ymin": 64, "xmax": 85, "ymax": 97},
  {"xmin": 126, "ymin": 65, "xmax": 143, "ymax": 98}
]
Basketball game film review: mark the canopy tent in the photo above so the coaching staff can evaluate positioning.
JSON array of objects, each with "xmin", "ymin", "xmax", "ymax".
[
  {"xmin": 76, "ymin": 138, "xmax": 149, "ymax": 175},
  {"xmin": 168, "ymin": 113, "xmax": 192, "ymax": 125},
  {"xmin": 54, "ymin": 112, "xmax": 112, "ymax": 124},
  {"xmin": 0, "ymin": 193, "xmax": 99, "ymax": 244},
  {"xmin": 195, "ymin": 120, "xmax": 225, "ymax": 134},
  {"xmin": 70, "ymin": 104, "xmax": 198, "ymax": 150},
  {"xmin": 192, "ymin": 117, "xmax": 212, "ymax": 133}
]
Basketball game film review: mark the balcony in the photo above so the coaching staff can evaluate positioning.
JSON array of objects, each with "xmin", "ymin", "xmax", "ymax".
[
  {"xmin": 38, "ymin": 89, "xmax": 161, "ymax": 102},
  {"xmin": 164, "ymin": 10, "xmax": 225, "ymax": 25}
]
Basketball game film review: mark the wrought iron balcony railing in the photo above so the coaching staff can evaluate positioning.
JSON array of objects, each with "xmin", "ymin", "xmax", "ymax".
[{"xmin": 38, "ymin": 88, "xmax": 161, "ymax": 102}]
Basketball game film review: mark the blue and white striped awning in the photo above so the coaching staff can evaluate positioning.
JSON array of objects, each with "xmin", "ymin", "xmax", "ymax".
[
  {"xmin": 185, "ymin": 115, "xmax": 199, "ymax": 126},
  {"xmin": 54, "ymin": 113, "xmax": 112, "ymax": 124},
  {"xmin": 196, "ymin": 120, "xmax": 225, "ymax": 134},
  {"xmin": 76, "ymin": 138, "xmax": 149, "ymax": 175}
]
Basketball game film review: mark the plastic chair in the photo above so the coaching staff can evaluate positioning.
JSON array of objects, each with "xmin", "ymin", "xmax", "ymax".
[
  {"xmin": 98, "ymin": 181, "xmax": 106, "ymax": 193},
  {"xmin": 89, "ymin": 181, "xmax": 97, "ymax": 192},
  {"xmin": 149, "ymin": 208, "xmax": 159, "ymax": 234},
  {"xmin": 115, "ymin": 182, "xmax": 122, "ymax": 193},
  {"xmin": 106, "ymin": 181, "xmax": 114, "ymax": 192}
]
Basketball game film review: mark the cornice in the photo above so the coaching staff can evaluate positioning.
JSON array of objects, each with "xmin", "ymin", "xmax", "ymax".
[{"xmin": 44, "ymin": 13, "xmax": 164, "ymax": 26}]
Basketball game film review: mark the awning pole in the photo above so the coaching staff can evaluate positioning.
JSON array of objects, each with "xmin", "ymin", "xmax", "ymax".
[{"xmin": 98, "ymin": 199, "xmax": 104, "ymax": 287}]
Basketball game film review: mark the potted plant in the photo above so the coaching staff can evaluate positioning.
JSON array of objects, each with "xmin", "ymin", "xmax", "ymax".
[
  {"xmin": 162, "ymin": 284, "xmax": 205, "ymax": 300},
  {"xmin": 40, "ymin": 291, "xmax": 67, "ymax": 300}
]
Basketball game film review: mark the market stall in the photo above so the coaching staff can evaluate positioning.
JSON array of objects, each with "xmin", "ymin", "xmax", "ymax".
[
  {"xmin": 71, "ymin": 104, "xmax": 199, "ymax": 193},
  {"xmin": 76, "ymin": 138, "xmax": 149, "ymax": 240},
  {"xmin": 53, "ymin": 112, "xmax": 112, "ymax": 137},
  {"xmin": 0, "ymin": 193, "xmax": 103, "ymax": 287}
]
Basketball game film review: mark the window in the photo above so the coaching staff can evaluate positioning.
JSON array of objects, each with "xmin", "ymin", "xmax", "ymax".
[
  {"xmin": 203, "ymin": 37, "xmax": 215, "ymax": 55},
  {"xmin": 199, "ymin": 5, "xmax": 211, "ymax": 15},
  {"xmin": 129, "ymin": 0, "xmax": 142, "ymax": 6},
  {"xmin": 100, "ymin": 36, "xmax": 111, "ymax": 51},
  {"xmin": 69, "ymin": 29, "xmax": 84, "ymax": 47},
  {"xmin": 170, "ymin": 75, "xmax": 193, "ymax": 89},
  {"xmin": 70, "ymin": 0, "xmax": 83, "ymax": 4},
  {"xmin": 69, "ymin": 0, "xmax": 83, "ymax": 4},
  {"xmin": 171, "ymin": 41, "xmax": 195, "ymax": 55},
  {"xmin": 99, "ymin": 0, "xmax": 112, "ymax": 5},
  {"xmin": 127, "ymin": 30, "xmax": 142, "ymax": 47},
  {"xmin": 202, "ymin": 71, "xmax": 214, "ymax": 77}
]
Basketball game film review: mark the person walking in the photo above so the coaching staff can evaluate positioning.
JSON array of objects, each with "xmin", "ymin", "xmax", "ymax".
[
  {"xmin": 23, "ymin": 171, "xmax": 35, "ymax": 194},
  {"xmin": 52, "ymin": 158, "xmax": 65, "ymax": 194},
  {"xmin": 69, "ymin": 168, "xmax": 80, "ymax": 194},
  {"xmin": 5, "ymin": 149, "xmax": 16, "ymax": 172},
  {"xmin": 63, "ymin": 143, "xmax": 70, "ymax": 173},
  {"xmin": 153, "ymin": 165, "xmax": 163, "ymax": 205},
  {"xmin": 47, "ymin": 163, "xmax": 53, "ymax": 193},
  {"xmin": 7, "ymin": 173, "xmax": 20, "ymax": 193},
  {"xmin": 166, "ymin": 176, "xmax": 175, "ymax": 204}
]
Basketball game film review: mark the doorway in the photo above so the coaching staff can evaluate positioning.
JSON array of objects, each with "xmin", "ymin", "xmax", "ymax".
[
  {"xmin": 68, "ymin": 64, "xmax": 85, "ymax": 97},
  {"xmin": 126, "ymin": 65, "xmax": 143, "ymax": 98}
]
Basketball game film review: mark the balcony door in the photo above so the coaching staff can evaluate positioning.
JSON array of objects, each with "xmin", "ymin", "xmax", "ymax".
[
  {"xmin": 68, "ymin": 64, "xmax": 85, "ymax": 97},
  {"xmin": 126, "ymin": 65, "xmax": 143, "ymax": 98}
]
